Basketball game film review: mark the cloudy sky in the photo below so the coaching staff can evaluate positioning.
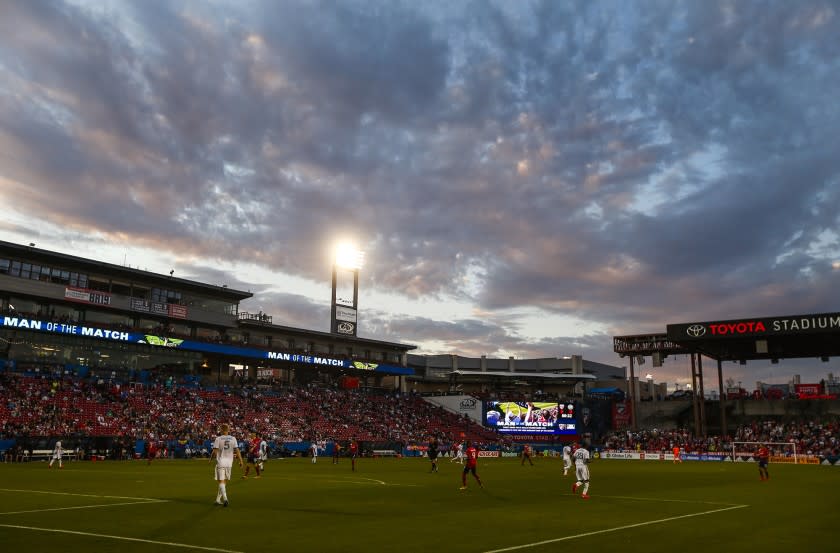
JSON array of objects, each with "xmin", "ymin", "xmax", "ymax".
[{"xmin": 1, "ymin": 0, "xmax": 839, "ymax": 389}]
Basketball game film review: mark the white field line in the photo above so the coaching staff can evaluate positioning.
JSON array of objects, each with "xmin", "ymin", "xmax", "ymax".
[
  {"xmin": 595, "ymin": 494, "xmax": 743, "ymax": 506},
  {"xmin": 0, "ymin": 488, "xmax": 163, "ymax": 501},
  {"xmin": 0, "ymin": 500, "xmax": 168, "ymax": 516},
  {"xmin": 482, "ymin": 504, "xmax": 749, "ymax": 553},
  {"xmin": 0, "ymin": 524, "xmax": 245, "ymax": 553}
]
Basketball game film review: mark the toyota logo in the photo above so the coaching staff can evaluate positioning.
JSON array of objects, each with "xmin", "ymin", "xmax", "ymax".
[{"xmin": 686, "ymin": 324, "xmax": 706, "ymax": 337}]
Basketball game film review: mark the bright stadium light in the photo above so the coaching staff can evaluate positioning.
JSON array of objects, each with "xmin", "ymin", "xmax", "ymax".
[{"xmin": 335, "ymin": 242, "xmax": 364, "ymax": 270}]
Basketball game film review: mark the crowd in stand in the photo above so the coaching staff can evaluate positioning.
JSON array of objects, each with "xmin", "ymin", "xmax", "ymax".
[
  {"xmin": 602, "ymin": 419, "xmax": 840, "ymax": 458},
  {"xmin": 0, "ymin": 371, "xmax": 498, "ymax": 451}
]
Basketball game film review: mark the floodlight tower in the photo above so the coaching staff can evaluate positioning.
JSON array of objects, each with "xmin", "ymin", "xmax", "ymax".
[{"xmin": 331, "ymin": 242, "xmax": 364, "ymax": 336}]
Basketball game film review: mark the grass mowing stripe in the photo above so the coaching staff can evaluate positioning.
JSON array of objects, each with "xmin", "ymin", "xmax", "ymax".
[
  {"xmin": 0, "ymin": 523, "xmax": 245, "ymax": 553},
  {"xmin": 482, "ymin": 504, "xmax": 750, "ymax": 553},
  {"xmin": 0, "ymin": 500, "xmax": 168, "ymax": 516}
]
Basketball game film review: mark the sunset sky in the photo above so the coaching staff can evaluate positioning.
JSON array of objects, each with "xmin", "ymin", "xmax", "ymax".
[{"xmin": 1, "ymin": 1, "xmax": 839, "ymax": 389}]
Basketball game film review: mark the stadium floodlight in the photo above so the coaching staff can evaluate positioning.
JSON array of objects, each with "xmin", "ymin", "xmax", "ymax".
[
  {"xmin": 331, "ymin": 240, "xmax": 363, "ymax": 336},
  {"xmin": 335, "ymin": 242, "xmax": 364, "ymax": 270}
]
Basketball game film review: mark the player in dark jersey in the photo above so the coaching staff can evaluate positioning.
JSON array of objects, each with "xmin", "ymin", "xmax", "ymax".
[
  {"xmin": 349, "ymin": 439, "xmax": 359, "ymax": 472},
  {"xmin": 756, "ymin": 444, "xmax": 770, "ymax": 481},
  {"xmin": 428, "ymin": 437, "xmax": 440, "ymax": 473},
  {"xmin": 460, "ymin": 441, "xmax": 483, "ymax": 490}
]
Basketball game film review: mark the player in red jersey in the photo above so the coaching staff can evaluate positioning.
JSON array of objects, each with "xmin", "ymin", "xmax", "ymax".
[
  {"xmin": 460, "ymin": 440, "xmax": 483, "ymax": 490},
  {"xmin": 349, "ymin": 439, "xmax": 359, "ymax": 472},
  {"xmin": 332, "ymin": 439, "xmax": 341, "ymax": 464},
  {"xmin": 521, "ymin": 444, "xmax": 534, "ymax": 466},
  {"xmin": 146, "ymin": 439, "xmax": 158, "ymax": 465},
  {"xmin": 756, "ymin": 444, "xmax": 770, "ymax": 481},
  {"xmin": 241, "ymin": 432, "xmax": 263, "ymax": 478}
]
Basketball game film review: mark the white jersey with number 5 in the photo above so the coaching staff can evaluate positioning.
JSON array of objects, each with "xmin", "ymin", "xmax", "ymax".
[{"xmin": 213, "ymin": 434, "xmax": 238, "ymax": 468}]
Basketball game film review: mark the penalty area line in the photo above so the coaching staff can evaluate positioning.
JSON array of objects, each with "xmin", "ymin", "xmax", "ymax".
[
  {"xmin": 0, "ymin": 524, "xmax": 245, "ymax": 553},
  {"xmin": 482, "ymin": 504, "xmax": 749, "ymax": 553}
]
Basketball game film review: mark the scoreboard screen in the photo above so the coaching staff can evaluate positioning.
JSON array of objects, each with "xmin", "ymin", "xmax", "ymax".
[{"xmin": 483, "ymin": 401, "xmax": 576, "ymax": 435}]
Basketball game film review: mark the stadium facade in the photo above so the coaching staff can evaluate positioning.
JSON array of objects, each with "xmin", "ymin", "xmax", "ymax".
[{"xmin": 0, "ymin": 240, "xmax": 621, "ymax": 394}]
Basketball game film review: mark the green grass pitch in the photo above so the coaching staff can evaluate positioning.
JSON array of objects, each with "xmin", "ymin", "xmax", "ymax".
[{"xmin": 1, "ymin": 457, "xmax": 838, "ymax": 552}]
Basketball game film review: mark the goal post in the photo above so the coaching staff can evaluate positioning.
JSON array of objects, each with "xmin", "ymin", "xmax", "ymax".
[{"xmin": 732, "ymin": 441, "xmax": 797, "ymax": 464}]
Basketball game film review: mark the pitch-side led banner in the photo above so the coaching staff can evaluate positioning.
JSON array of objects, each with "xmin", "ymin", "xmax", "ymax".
[{"xmin": 601, "ymin": 451, "xmax": 676, "ymax": 461}]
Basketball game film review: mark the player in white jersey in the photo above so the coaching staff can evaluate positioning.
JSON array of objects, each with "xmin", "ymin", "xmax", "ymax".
[
  {"xmin": 49, "ymin": 441, "xmax": 63, "ymax": 469},
  {"xmin": 310, "ymin": 441, "xmax": 319, "ymax": 464},
  {"xmin": 211, "ymin": 424, "xmax": 243, "ymax": 507},
  {"xmin": 258, "ymin": 438, "xmax": 268, "ymax": 471},
  {"xmin": 562, "ymin": 444, "xmax": 572, "ymax": 476},
  {"xmin": 570, "ymin": 443, "xmax": 590, "ymax": 499},
  {"xmin": 450, "ymin": 442, "xmax": 464, "ymax": 464}
]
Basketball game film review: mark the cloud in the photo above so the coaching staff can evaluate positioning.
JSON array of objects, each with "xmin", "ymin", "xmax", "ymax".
[{"xmin": 1, "ymin": 0, "xmax": 839, "ymax": 384}]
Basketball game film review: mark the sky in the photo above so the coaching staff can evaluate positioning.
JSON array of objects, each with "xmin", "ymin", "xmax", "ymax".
[{"xmin": 1, "ymin": 0, "xmax": 839, "ymax": 390}]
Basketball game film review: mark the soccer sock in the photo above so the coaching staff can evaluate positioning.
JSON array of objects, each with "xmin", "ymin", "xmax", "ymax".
[
  {"xmin": 582, "ymin": 482, "xmax": 589, "ymax": 495},
  {"xmin": 220, "ymin": 483, "xmax": 227, "ymax": 501},
  {"xmin": 462, "ymin": 473, "xmax": 467, "ymax": 486},
  {"xmin": 216, "ymin": 485, "xmax": 222, "ymax": 502}
]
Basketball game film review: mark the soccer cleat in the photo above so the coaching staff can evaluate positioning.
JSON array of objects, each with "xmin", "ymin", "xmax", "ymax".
[
  {"xmin": 459, "ymin": 486, "xmax": 467, "ymax": 490},
  {"xmin": 223, "ymin": 500, "xmax": 229, "ymax": 507},
  {"xmin": 214, "ymin": 501, "xmax": 222, "ymax": 506},
  {"xmin": 581, "ymin": 493, "xmax": 589, "ymax": 500}
]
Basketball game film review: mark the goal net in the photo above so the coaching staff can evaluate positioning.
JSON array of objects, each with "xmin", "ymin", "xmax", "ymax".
[{"xmin": 732, "ymin": 441, "xmax": 800, "ymax": 464}]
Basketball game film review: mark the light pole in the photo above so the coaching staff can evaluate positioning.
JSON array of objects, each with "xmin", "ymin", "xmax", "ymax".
[
  {"xmin": 646, "ymin": 374, "xmax": 654, "ymax": 401},
  {"xmin": 331, "ymin": 242, "xmax": 364, "ymax": 337}
]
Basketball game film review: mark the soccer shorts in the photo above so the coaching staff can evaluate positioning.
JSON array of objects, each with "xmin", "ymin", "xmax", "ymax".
[
  {"xmin": 575, "ymin": 465, "xmax": 590, "ymax": 482},
  {"xmin": 215, "ymin": 465, "xmax": 232, "ymax": 481},
  {"xmin": 563, "ymin": 457, "xmax": 571, "ymax": 469}
]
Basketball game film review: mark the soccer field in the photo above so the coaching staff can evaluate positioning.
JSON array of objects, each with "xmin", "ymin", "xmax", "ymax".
[{"xmin": 1, "ymin": 457, "xmax": 837, "ymax": 553}]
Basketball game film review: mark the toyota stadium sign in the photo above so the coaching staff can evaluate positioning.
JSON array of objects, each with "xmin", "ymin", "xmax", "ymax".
[{"xmin": 667, "ymin": 312, "xmax": 840, "ymax": 340}]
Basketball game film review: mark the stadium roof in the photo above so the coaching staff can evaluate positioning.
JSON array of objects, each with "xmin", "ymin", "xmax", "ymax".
[
  {"xmin": 448, "ymin": 370, "xmax": 596, "ymax": 380},
  {"xmin": 0, "ymin": 240, "xmax": 252, "ymax": 301}
]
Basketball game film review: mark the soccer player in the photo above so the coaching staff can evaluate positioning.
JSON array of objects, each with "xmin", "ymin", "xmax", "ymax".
[
  {"xmin": 521, "ymin": 444, "xmax": 534, "ymax": 466},
  {"xmin": 428, "ymin": 437, "xmax": 440, "ymax": 473},
  {"xmin": 756, "ymin": 444, "xmax": 770, "ymax": 481},
  {"xmin": 331, "ymin": 439, "xmax": 341, "ymax": 464},
  {"xmin": 349, "ymin": 438, "xmax": 359, "ymax": 472},
  {"xmin": 211, "ymin": 423, "xmax": 243, "ymax": 507},
  {"xmin": 242, "ymin": 432, "xmax": 262, "ymax": 478},
  {"xmin": 258, "ymin": 436, "xmax": 268, "ymax": 472},
  {"xmin": 459, "ymin": 440, "xmax": 482, "ymax": 490},
  {"xmin": 562, "ymin": 444, "xmax": 572, "ymax": 476},
  {"xmin": 48, "ymin": 441, "xmax": 63, "ymax": 469},
  {"xmin": 571, "ymin": 442, "xmax": 591, "ymax": 499},
  {"xmin": 310, "ymin": 440, "xmax": 319, "ymax": 464},
  {"xmin": 672, "ymin": 445, "xmax": 682, "ymax": 463},
  {"xmin": 146, "ymin": 439, "xmax": 158, "ymax": 466},
  {"xmin": 450, "ymin": 441, "xmax": 464, "ymax": 464}
]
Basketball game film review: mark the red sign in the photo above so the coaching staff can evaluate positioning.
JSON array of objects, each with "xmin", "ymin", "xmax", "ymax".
[
  {"xmin": 709, "ymin": 321, "xmax": 766, "ymax": 335},
  {"xmin": 612, "ymin": 400, "xmax": 632, "ymax": 430},
  {"xmin": 167, "ymin": 304, "xmax": 188, "ymax": 319},
  {"xmin": 795, "ymin": 384, "xmax": 821, "ymax": 395}
]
